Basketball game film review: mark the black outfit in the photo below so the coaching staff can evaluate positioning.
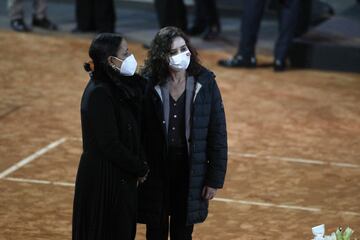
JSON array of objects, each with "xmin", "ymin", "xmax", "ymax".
[
  {"xmin": 75, "ymin": 0, "xmax": 115, "ymax": 33},
  {"xmin": 295, "ymin": 0, "xmax": 312, "ymax": 37},
  {"xmin": 72, "ymin": 71, "xmax": 148, "ymax": 240},
  {"xmin": 189, "ymin": 0, "xmax": 220, "ymax": 38},
  {"xmin": 138, "ymin": 68, "xmax": 228, "ymax": 239},
  {"xmin": 154, "ymin": 0, "xmax": 187, "ymax": 31},
  {"xmin": 146, "ymin": 93, "xmax": 193, "ymax": 240},
  {"xmin": 239, "ymin": 0, "xmax": 300, "ymax": 61},
  {"xmin": 218, "ymin": 0, "xmax": 301, "ymax": 70},
  {"xmin": 168, "ymin": 93, "xmax": 187, "ymax": 146},
  {"xmin": 193, "ymin": 0, "xmax": 219, "ymax": 28},
  {"xmin": 146, "ymin": 146, "xmax": 193, "ymax": 240}
]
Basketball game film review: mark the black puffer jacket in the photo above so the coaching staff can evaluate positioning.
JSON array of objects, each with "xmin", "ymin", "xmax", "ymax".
[{"xmin": 137, "ymin": 67, "xmax": 227, "ymax": 226}]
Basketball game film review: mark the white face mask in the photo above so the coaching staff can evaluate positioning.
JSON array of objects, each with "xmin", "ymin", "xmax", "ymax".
[
  {"xmin": 169, "ymin": 50, "xmax": 191, "ymax": 71},
  {"xmin": 113, "ymin": 54, "xmax": 138, "ymax": 76}
]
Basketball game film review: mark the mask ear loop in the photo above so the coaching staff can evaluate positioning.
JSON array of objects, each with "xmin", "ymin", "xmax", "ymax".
[
  {"xmin": 110, "ymin": 56, "xmax": 124, "ymax": 70},
  {"xmin": 113, "ymin": 56, "xmax": 125, "ymax": 62}
]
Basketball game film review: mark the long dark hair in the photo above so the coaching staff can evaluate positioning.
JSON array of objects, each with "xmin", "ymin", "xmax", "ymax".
[
  {"xmin": 141, "ymin": 26, "xmax": 203, "ymax": 85},
  {"xmin": 84, "ymin": 33, "xmax": 123, "ymax": 81}
]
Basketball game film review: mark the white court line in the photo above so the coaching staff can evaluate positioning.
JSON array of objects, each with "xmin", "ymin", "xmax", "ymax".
[
  {"xmin": 4, "ymin": 177, "xmax": 75, "ymax": 187},
  {"xmin": 229, "ymin": 152, "xmax": 360, "ymax": 169},
  {"xmin": 3, "ymin": 176, "xmax": 360, "ymax": 217},
  {"xmin": 70, "ymin": 137, "xmax": 360, "ymax": 169},
  {"xmin": 68, "ymin": 137, "xmax": 82, "ymax": 142},
  {"xmin": 342, "ymin": 211, "xmax": 360, "ymax": 216},
  {"xmin": 214, "ymin": 197, "xmax": 321, "ymax": 212},
  {"xmin": 0, "ymin": 138, "xmax": 67, "ymax": 179}
]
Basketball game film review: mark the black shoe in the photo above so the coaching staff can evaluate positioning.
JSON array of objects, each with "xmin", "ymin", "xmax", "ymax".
[
  {"xmin": 32, "ymin": 16, "xmax": 58, "ymax": 30},
  {"xmin": 10, "ymin": 19, "xmax": 31, "ymax": 32},
  {"xmin": 273, "ymin": 59, "xmax": 287, "ymax": 72},
  {"xmin": 187, "ymin": 24, "xmax": 206, "ymax": 36},
  {"xmin": 218, "ymin": 55, "xmax": 257, "ymax": 68},
  {"xmin": 203, "ymin": 24, "xmax": 221, "ymax": 41}
]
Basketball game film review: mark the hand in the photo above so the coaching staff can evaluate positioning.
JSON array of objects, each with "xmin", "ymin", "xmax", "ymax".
[
  {"xmin": 138, "ymin": 169, "xmax": 150, "ymax": 184},
  {"xmin": 202, "ymin": 186, "xmax": 217, "ymax": 200}
]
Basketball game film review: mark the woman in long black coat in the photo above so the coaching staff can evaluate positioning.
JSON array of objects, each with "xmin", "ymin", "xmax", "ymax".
[
  {"xmin": 138, "ymin": 27, "xmax": 228, "ymax": 240},
  {"xmin": 72, "ymin": 33, "xmax": 149, "ymax": 240}
]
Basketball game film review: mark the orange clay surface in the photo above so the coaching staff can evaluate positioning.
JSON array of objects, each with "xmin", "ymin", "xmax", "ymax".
[{"xmin": 0, "ymin": 31, "xmax": 360, "ymax": 240}]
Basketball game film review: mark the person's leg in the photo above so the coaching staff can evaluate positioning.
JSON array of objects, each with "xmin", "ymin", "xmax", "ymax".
[
  {"xmin": 274, "ymin": 0, "xmax": 301, "ymax": 70},
  {"xmin": 8, "ymin": 0, "xmax": 24, "ymax": 21},
  {"xmin": 146, "ymin": 213, "xmax": 169, "ymax": 240},
  {"xmin": 33, "ymin": 0, "xmax": 46, "ymax": 19},
  {"xmin": 294, "ymin": 0, "xmax": 311, "ymax": 37},
  {"xmin": 188, "ymin": 0, "xmax": 207, "ymax": 35},
  {"xmin": 170, "ymin": 215, "xmax": 193, "ymax": 240},
  {"xmin": 239, "ymin": 0, "xmax": 267, "ymax": 59},
  {"xmin": 75, "ymin": 0, "xmax": 95, "ymax": 31},
  {"xmin": 207, "ymin": 0, "xmax": 220, "ymax": 27},
  {"xmin": 154, "ymin": 0, "xmax": 187, "ymax": 31},
  {"xmin": 154, "ymin": 0, "xmax": 168, "ymax": 28},
  {"xmin": 32, "ymin": 0, "xmax": 58, "ymax": 30},
  {"xmin": 218, "ymin": 0, "xmax": 266, "ymax": 67},
  {"xmin": 202, "ymin": 0, "xmax": 221, "ymax": 40},
  {"xmin": 168, "ymin": 147, "xmax": 193, "ymax": 240},
  {"xmin": 146, "ymin": 170, "xmax": 170, "ymax": 240},
  {"xmin": 112, "ymin": 182, "xmax": 138, "ymax": 240},
  {"xmin": 194, "ymin": 0, "xmax": 206, "ymax": 26},
  {"xmin": 9, "ymin": 0, "xmax": 32, "ymax": 32},
  {"xmin": 173, "ymin": 0, "xmax": 187, "ymax": 32},
  {"xmin": 94, "ymin": 0, "xmax": 115, "ymax": 33},
  {"xmin": 189, "ymin": 0, "xmax": 220, "ymax": 36},
  {"xmin": 169, "ymin": 184, "xmax": 192, "ymax": 240}
]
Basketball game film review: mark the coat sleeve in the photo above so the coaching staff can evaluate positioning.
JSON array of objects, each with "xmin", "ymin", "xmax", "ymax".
[
  {"xmin": 205, "ymin": 79, "xmax": 228, "ymax": 189},
  {"xmin": 88, "ymin": 87, "xmax": 148, "ymax": 177}
]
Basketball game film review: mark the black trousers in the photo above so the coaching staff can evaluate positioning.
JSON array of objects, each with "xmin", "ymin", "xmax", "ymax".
[
  {"xmin": 295, "ymin": 0, "xmax": 312, "ymax": 37},
  {"xmin": 193, "ymin": 0, "xmax": 219, "ymax": 27},
  {"xmin": 75, "ymin": 0, "xmax": 115, "ymax": 33},
  {"xmin": 146, "ymin": 146, "xmax": 193, "ymax": 240},
  {"xmin": 154, "ymin": 0, "xmax": 187, "ymax": 31},
  {"xmin": 239, "ymin": 0, "xmax": 300, "ymax": 60}
]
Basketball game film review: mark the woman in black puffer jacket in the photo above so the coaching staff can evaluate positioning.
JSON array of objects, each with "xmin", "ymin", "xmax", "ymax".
[{"xmin": 138, "ymin": 26, "xmax": 228, "ymax": 240}]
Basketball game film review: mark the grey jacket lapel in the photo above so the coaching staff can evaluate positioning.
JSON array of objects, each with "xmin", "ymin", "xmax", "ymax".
[{"xmin": 156, "ymin": 76, "xmax": 197, "ymax": 152}]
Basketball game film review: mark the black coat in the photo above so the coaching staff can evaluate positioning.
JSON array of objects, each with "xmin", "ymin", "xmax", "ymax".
[
  {"xmin": 72, "ymin": 74, "xmax": 148, "ymax": 240},
  {"xmin": 138, "ymin": 68, "xmax": 227, "ymax": 226}
]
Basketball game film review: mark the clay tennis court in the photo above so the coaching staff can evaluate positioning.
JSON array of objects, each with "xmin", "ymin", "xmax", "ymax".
[{"xmin": 0, "ymin": 30, "xmax": 359, "ymax": 239}]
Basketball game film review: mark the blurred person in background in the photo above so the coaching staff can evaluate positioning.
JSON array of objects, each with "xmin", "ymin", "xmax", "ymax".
[
  {"xmin": 188, "ymin": 0, "xmax": 221, "ymax": 40},
  {"xmin": 73, "ymin": 0, "xmax": 116, "ymax": 33},
  {"xmin": 154, "ymin": 0, "xmax": 187, "ymax": 32},
  {"xmin": 218, "ymin": 0, "xmax": 301, "ymax": 71},
  {"xmin": 138, "ymin": 26, "xmax": 228, "ymax": 240},
  {"xmin": 72, "ymin": 33, "xmax": 149, "ymax": 240},
  {"xmin": 8, "ymin": 0, "xmax": 57, "ymax": 32}
]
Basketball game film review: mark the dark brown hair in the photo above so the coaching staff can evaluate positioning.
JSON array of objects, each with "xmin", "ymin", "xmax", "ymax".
[{"xmin": 141, "ymin": 26, "xmax": 203, "ymax": 85}]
